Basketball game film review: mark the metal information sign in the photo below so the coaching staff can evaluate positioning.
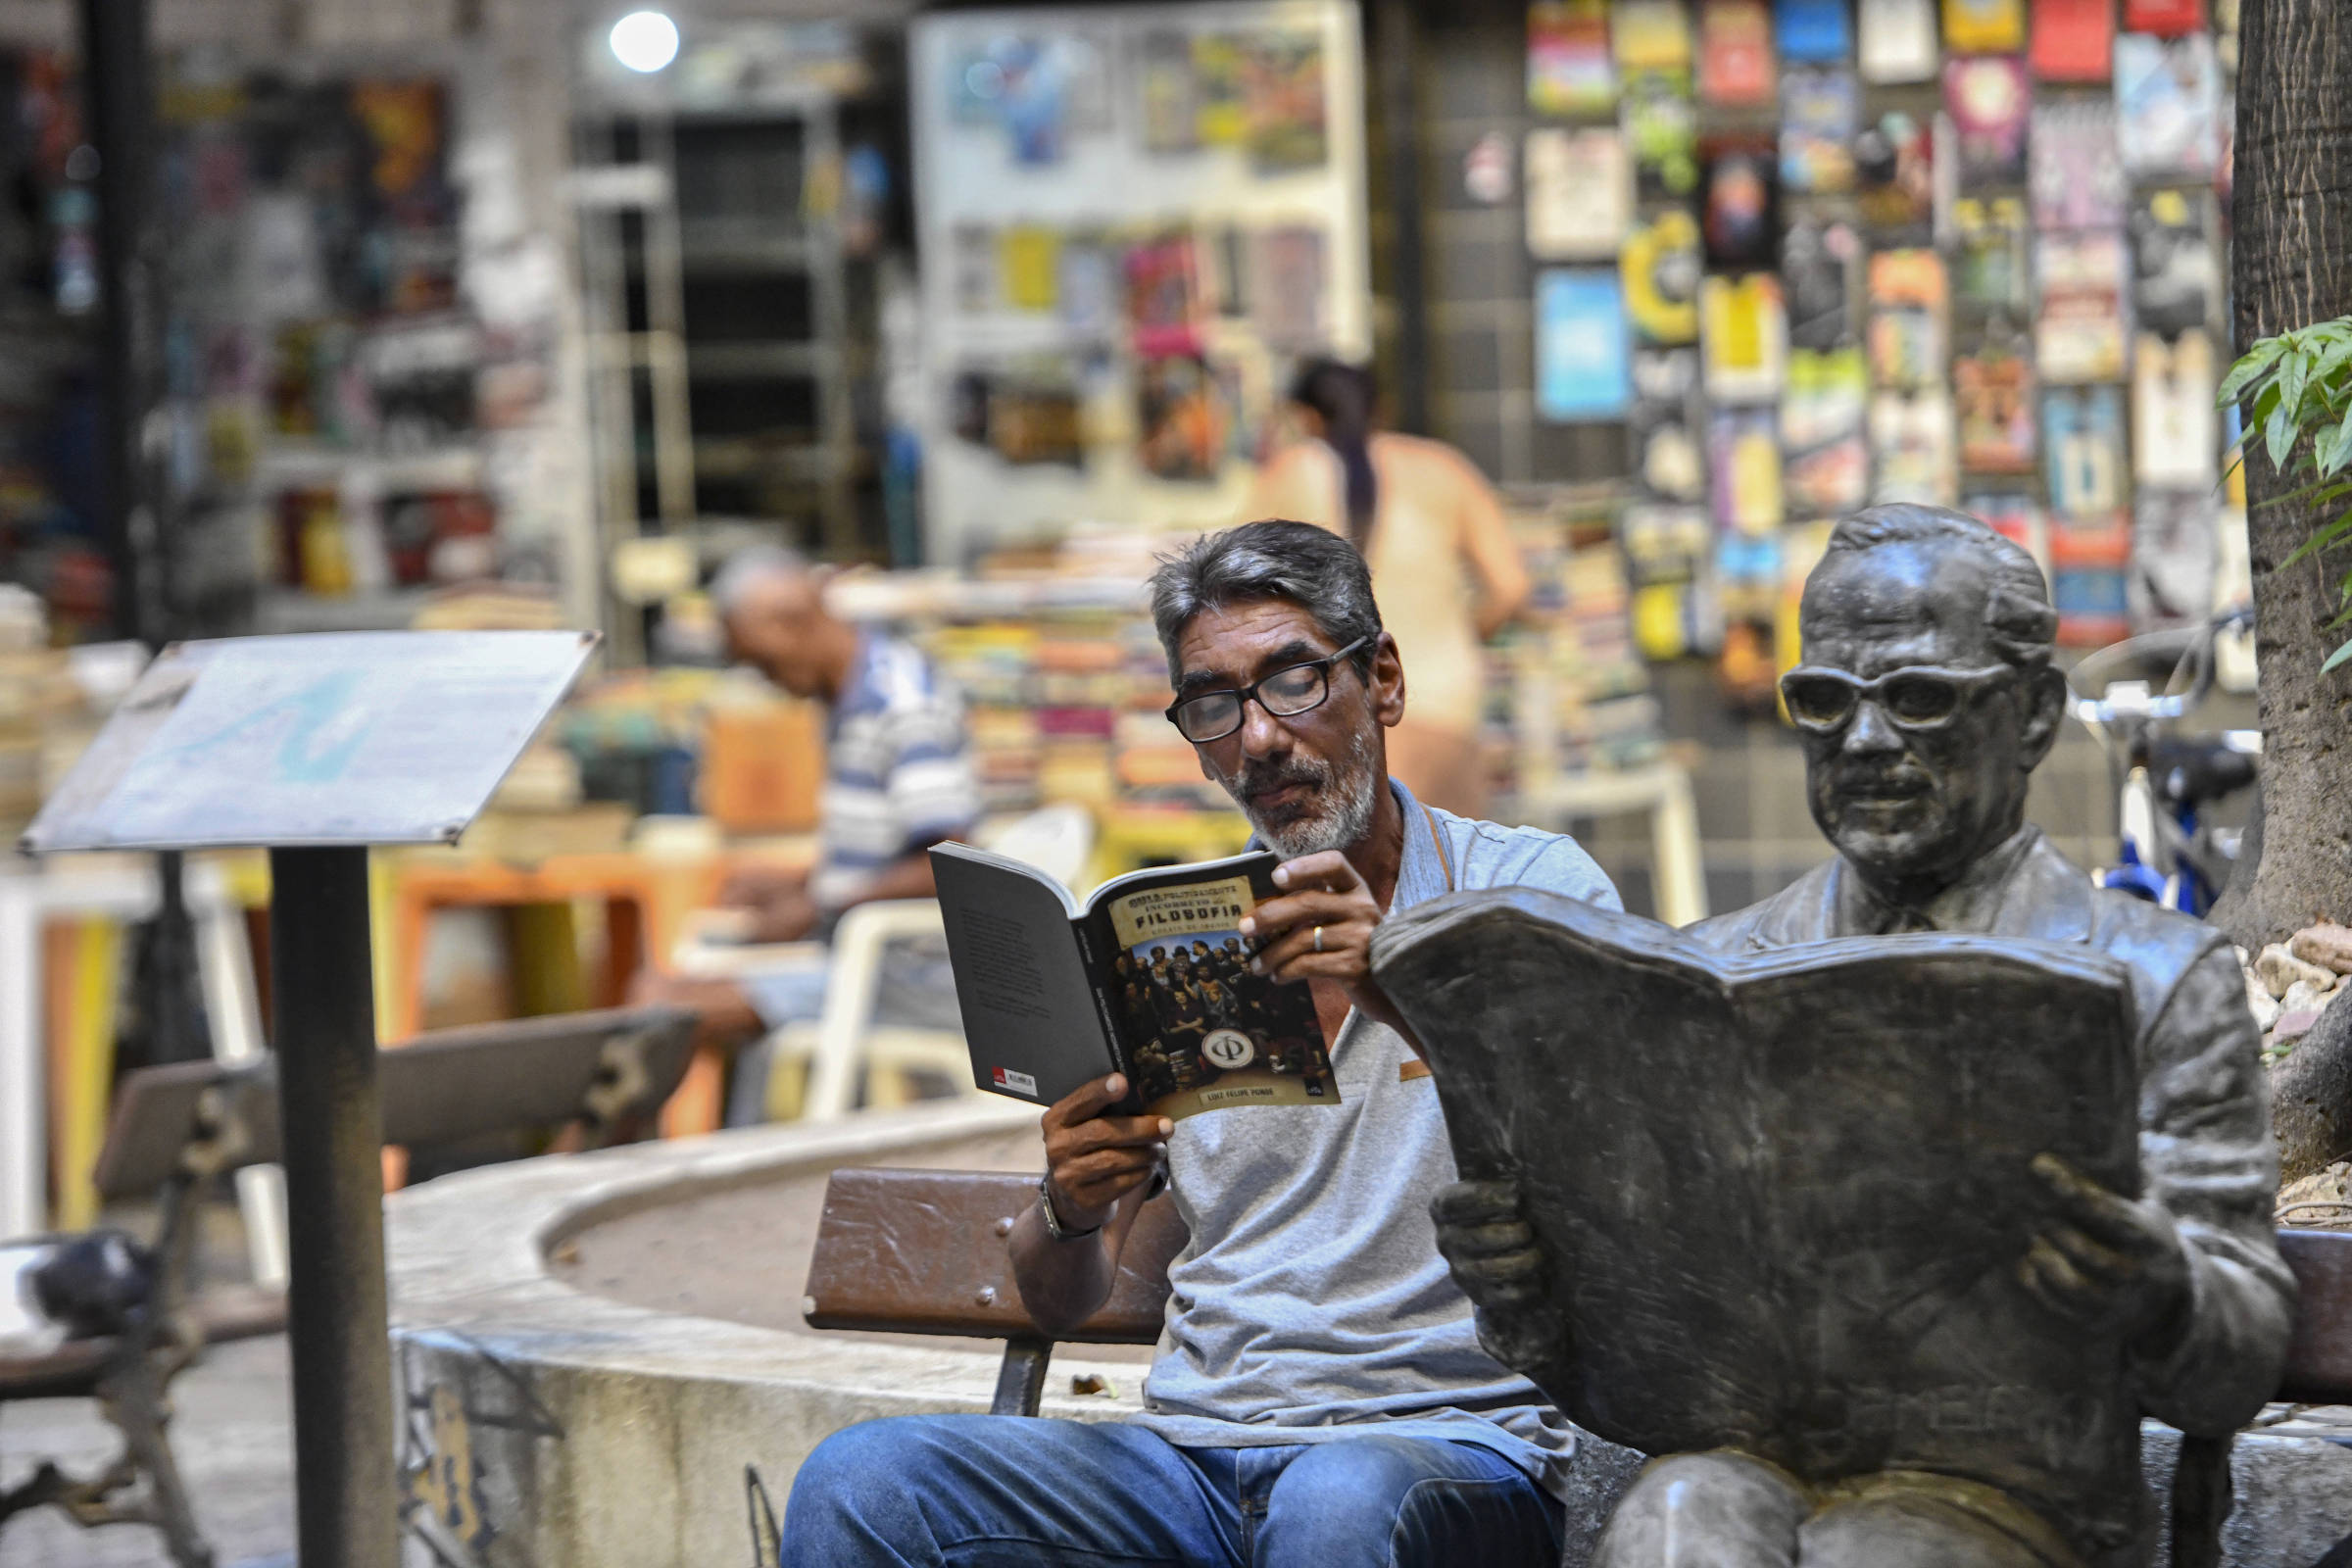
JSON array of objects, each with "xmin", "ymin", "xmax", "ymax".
[
  {"xmin": 24, "ymin": 630, "xmax": 598, "ymax": 855},
  {"xmin": 21, "ymin": 628, "xmax": 596, "ymax": 1568}
]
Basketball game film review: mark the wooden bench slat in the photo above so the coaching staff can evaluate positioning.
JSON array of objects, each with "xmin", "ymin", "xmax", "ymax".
[
  {"xmin": 805, "ymin": 1169, "xmax": 1184, "ymax": 1345},
  {"xmin": 2278, "ymin": 1228, "xmax": 2352, "ymax": 1405},
  {"xmin": 0, "ymin": 1285, "xmax": 285, "ymax": 1402}
]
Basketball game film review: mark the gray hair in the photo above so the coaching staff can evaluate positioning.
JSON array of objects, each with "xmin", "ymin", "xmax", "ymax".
[
  {"xmin": 1818, "ymin": 503, "xmax": 2058, "ymax": 672},
  {"xmin": 707, "ymin": 545, "xmax": 811, "ymax": 619},
  {"xmin": 1148, "ymin": 520, "xmax": 1383, "ymax": 679}
]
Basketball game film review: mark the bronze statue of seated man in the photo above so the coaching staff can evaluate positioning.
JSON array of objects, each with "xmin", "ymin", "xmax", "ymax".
[{"xmin": 1433, "ymin": 505, "xmax": 2292, "ymax": 1568}]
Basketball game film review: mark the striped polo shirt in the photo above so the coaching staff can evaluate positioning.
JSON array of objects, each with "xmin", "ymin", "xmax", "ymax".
[{"xmin": 809, "ymin": 630, "xmax": 982, "ymax": 912}]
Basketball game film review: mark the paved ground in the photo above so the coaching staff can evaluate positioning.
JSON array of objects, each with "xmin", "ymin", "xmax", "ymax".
[{"xmin": 0, "ymin": 1334, "xmax": 294, "ymax": 1568}]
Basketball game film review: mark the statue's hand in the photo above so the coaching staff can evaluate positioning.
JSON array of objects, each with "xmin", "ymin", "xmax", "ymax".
[
  {"xmin": 2016, "ymin": 1152, "xmax": 2193, "ymax": 1354},
  {"xmin": 1433, "ymin": 1179, "xmax": 1562, "ymax": 1376}
]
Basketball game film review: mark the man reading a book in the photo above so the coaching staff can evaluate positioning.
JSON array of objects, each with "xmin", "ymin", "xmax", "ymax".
[
  {"xmin": 1436, "ymin": 504, "xmax": 2291, "ymax": 1568},
  {"xmin": 779, "ymin": 520, "xmax": 1623, "ymax": 1567}
]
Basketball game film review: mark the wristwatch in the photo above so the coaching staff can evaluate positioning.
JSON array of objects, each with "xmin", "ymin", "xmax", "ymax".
[{"xmin": 1038, "ymin": 1175, "xmax": 1102, "ymax": 1242}]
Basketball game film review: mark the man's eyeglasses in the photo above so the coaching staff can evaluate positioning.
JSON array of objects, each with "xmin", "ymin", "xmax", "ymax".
[
  {"xmin": 1164, "ymin": 636, "xmax": 1370, "ymax": 744},
  {"xmin": 1778, "ymin": 663, "xmax": 2014, "ymax": 735}
]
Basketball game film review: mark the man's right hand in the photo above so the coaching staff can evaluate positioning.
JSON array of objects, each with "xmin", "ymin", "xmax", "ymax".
[
  {"xmin": 1432, "ymin": 1179, "xmax": 1561, "ymax": 1378},
  {"xmin": 1041, "ymin": 1074, "xmax": 1172, "ymax": 1232}
]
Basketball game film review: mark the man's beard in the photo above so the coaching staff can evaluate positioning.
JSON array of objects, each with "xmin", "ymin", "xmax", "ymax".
[{"xmin": 1213, "ymin": 724, "xmax": 1383, "ymax": 859}]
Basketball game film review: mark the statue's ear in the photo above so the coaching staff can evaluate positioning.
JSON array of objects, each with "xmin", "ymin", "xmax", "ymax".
[{"xmin": 2018, "ymin": 665, "xmax": 2067, "ymax": 768}]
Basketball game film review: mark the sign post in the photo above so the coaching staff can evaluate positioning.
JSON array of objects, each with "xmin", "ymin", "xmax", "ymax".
[{"xmin": 24, "ymin": 630, "xmax": 597, "ymax": 1568}]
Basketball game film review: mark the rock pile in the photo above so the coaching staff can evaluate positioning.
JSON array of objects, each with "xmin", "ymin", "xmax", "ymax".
[
  {"xmin": 2240, "ymin": 922, "xmax": 2352, "ymax": 1064},
  {"xmin": 2249, "ymin": 923, "xmax": 2352, "ymax": 1230}
]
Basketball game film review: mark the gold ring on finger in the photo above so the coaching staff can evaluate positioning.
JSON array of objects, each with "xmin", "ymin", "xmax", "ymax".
[{"xmin": 1313, "ymin": 924, "xmax": 1324, "ymax": 954}]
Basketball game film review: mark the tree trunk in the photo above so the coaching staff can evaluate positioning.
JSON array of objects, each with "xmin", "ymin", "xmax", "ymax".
[
  {"xmin": 2209, "ymin": 0, "xmax": 2352, "ymax": 953},
  {"xmin": 2273, "ymin": 992, "xmax": 2352, "ymax": 1183}
]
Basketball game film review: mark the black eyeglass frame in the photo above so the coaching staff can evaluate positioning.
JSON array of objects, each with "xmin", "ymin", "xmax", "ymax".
[
  {"xmin": 1777, "ymin": 662, "xmax": 2016, "ymax": 735},
  {"xmin": 1163, "ymin": 635, "xmax": 1373, "ymax": 744}
]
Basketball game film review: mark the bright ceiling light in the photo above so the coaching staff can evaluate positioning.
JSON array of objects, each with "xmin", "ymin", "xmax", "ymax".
[{"xmin": 609, "ymin": 10, "xmax": 680, "ymax": 74}]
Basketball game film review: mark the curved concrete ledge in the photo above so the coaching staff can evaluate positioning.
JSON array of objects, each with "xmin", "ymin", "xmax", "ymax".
[
  {"xmin": 386, "ymin": 1099, "xmax": 1151, "ymax": 1567},
  {"xmin": 387, "ymin": 1107, "xmax": 2352, "ymax": 1568}
]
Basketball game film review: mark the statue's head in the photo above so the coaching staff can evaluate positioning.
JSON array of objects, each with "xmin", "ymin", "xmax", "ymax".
[{"xmin": 1785, "ymin": 505, "xmax": 2065, "ymax": 899}]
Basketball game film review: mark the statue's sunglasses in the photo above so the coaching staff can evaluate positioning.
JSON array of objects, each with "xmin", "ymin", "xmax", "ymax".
[
  {"xmin": 1778, "ymin": 662, "xmax": 2014, "ymax": 735},
  {"xmin": 1164, "ymin": 636, "xmax": 1371, "ymax": 744}
]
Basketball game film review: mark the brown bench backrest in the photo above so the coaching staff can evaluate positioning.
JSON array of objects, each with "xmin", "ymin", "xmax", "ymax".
[
  {"xmin": 91, "ymin": 1004, "xmax": 699, "ymax": 1200},
  {"xmin": 806, "ymin": 1169, "xmax": 2352, "ymax": 1420},
  {"xmin": 805, "ymin": 1168, "xmax": 1185, "ymax": 1344}
]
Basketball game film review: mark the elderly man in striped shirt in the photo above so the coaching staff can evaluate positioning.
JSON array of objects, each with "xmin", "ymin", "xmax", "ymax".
[{"xmin": 642, "ymin": 547, "xmax": 979, "ymax": 1123}]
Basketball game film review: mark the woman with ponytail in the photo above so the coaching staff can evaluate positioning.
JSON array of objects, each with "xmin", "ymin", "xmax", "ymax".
[{"xmin": 1245, "ymin": 359, "xmax": 1530, "ymax": 815}]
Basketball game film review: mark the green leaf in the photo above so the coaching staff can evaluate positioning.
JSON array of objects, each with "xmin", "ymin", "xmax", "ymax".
[
  {"xmin": 2318, "ymin": 338, "xmax": 2352, "ymax": 387},
  {"xmin": 2280, "ymin": 346, "xmax": 2316, "ymax": 422},
  {"xmin": 2219, "ymin": 338, "xmax": 2290, "ymax": 406},
  {"xmin": 2327, "ymin": 402, "xmax": 2352, "ymax": 477},
  {"xmin": 2323, "ymin": 637, "xmax": 2352, "ymax": 674},
  {"xmin": 2268, "ymin": 396, "xmax": 2301, "ymax": 466}
]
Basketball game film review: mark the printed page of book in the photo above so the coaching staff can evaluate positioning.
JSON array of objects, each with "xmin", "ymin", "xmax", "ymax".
[{"xmin": 1092, "ymin": 858, "xmax": 1340, "ymax": 1121}]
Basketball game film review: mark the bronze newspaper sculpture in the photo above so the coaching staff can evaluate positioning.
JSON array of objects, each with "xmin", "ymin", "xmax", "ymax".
[{"xmin": 1378, "ymin": 505, "xmax": 2291, "ymax": 1568}]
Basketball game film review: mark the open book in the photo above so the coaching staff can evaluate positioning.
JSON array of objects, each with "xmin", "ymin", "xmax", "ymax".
[
  {"xmin": 1371, "ymin": 887, "xmax": 2142, "ymax": 1483},
  {"xmin": 930, "ymin": 843, "xmax": 1338, "ymax": 1121}
]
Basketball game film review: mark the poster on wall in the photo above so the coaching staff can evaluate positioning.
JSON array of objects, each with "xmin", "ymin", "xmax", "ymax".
[
  {"xmin": 1941, "ymin": 0, "xmax": 2026, "ymax": 52},
  {"xmin": 1783, "ymin": 345, "xmax": 1871, "ymax": 513},
  {"xmin": 1128, "ymin": 231, "xmax": 1204, "ymax": 355},
  {"xmin": 1781, "ymin": 67, "xmax": 1858, "ymax": 193},
  {"xmin": 1249, "ymin": 225, "xmax": 1329, "ymax": 352},
  {"xmin": 1624, "ymin": 209, "xmax": 1704, "ymax": 345},
  {"xmin": 2132, "ymin": 328, "xmax": 2220, "ymax": 486},
  {"xmin": 1630, "ymin": 349, "xmax": 1709, "ymax": 503},
  {"xmin": 1616, "ymin": 0, "xmax": 1695, "ymax": 72},
  {"xmin": 1855, "ymin": 109, "xmax": 1936, "ymax": 232},
  {"xmin": 1869, "ymin": 388, "xmax": 1959, "ymax": 504},
  {"xmin": 2130, "ymin": 187, "xmax": 2220, "ymax": 338},
  {"xmin": 2042, "ymin": 384, "xmax": 2128, "ymax": 518},
  {"xmin": 1536, "ymin": 269, "xmax": 1634, "ymax": 420},
  {"xmin": 1698, "ymin": 0, "xmax": 1779, "ymax": 108},
  {"xmin": 1710, "ymin": 407, "xmax": 1786, "ymax": 535},
  {"xmin": 1954, "ymin": 333, "xmax": 2036, "ymax": 474},
  {"xmin": 2029, "ymin": 101, "xmax": 2126, "ymax": 230},
  {"xmin": 2034, "ymin": 232, "xmax": 2129, "ymax": 384},
  {"xmin": 2031, "ymin": 0, "xmax": 2115, "ymax": 80},
  {"xmin": 1242, "ymin": 31, "xmax": 1329, "ymax": 171},
  {"xmin": 1701, "ymin": 272, "xmax": 1789, "ymax": 402},
  {"xmin": 2131, "ymin": 490, "xmax": 2217, "ymax": 630},
  {"xmin": 1951, "ymin": 197, "xmax": 2029, "ymax": 318},
  {"xmin": 1624, "ymin": 72, "xmax": 1701, "ymax": 198},
  {"xmin": 1858, "ymin": 0, "xmax": 1939, "ymax": 82},
  {"xmin": 1136, "ymin": 355, "xmax": 1234, "ymax": 480},
  {"xmin": 1527, "ymin": 126, "xmax": 1632, "ymax": 260},
  {"xmin": 1700, "ymin": 134, "xmax": 1781, "ymax": 270},
  {"xmin": 2050, "ymin": 515, "xmax": 2132, "ymax": 645},
  {"xmin": 1529, "ymin": 0, "xmax": 1617, "ymax": 115},
  {"xmin": 1774, "ymin": 0, "xmax": 1854, "ymax": 61},
  {"xmin": 1783, "ymin": 213, "xmax": 1863, "ymax": 350},
  {"xmin": 1942, "ymin": 57, "xmax": 2030, "ymax": 187},
  {"xmin": 1866, "ymin": 249, "xmax": 1948, "ymax": 392},
  {"xmin": 1137, "ymin": 30, "xmax": 1199, "ymax": 154},
  {"xmin": 2115, "ymin": 33, "xmax": 2222, "ymax": 178},
  {"xmin": 2123, "ymin": 0, "xmax": 2208, "ymax": 37}
]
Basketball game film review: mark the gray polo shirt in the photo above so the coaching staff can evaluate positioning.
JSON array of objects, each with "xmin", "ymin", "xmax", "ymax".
[{"xmin": 1129, "ymin": 779, "xmax": 1620, "ymax": 1497}]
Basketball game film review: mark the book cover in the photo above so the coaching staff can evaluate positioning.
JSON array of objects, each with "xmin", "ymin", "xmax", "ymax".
[
  {"xmin": 1942, "ymin": 0, "xmax": 2027, "ymax": 51},
  {"xmin": 1711, "ymin": 406, "xmax": 1787, "ymax": 534},
  {"xmin": 1775, "ymin": 0, "xmax": 1854, "ymax": 61},
  {"xmin": 1951, "ymin": 197, "xmax": 2029, "ymax": 318},
  {"xmin": 1783, "ymin": 346, "xmax": 1872, "ymax": 514},
  {"xmin": 2132, "ymin": 328, "xmax": 2220, "ymax": 487},
  {"xmin": 934, "ymin": 844, "xmax": 1339, "ymax": 1121},
  {"xmin": 1702, "ymin": 271, "xmax": 1789, "ymax": 403},
  {"xmin": 1870, "ymin": 388, "xmax": 1960, "ymax": 505},
  {"xmin": 1855, "ymin": 109, "xmax": 1936, "ymax": 233},
  {"xmin": 2042, "ymin": 385, "xmax": 2129, "ymax": 519},
  {"xmin": 1783, "ymin": 213, "xmax": 1863, "ymax": 351},
  {"xmin": 1955, "ymin": 333, "xmax": 2037, "ymax": 475},
  {"xmin": 1630, "ymin": 348, "xmax": 1711, "ymax": 503},
  {"xmin": 1373, "ymin": 891, "xmax": 2140, "ymax": 1474},
  {"xmin": 1866, "ymin": 248, "xmax": 1948, "ymax": 392},
  {"xmin": 2129, "ymin": 187, "xmax": 2220, "ymax": 340},
  {"xmin": 1615, "ymin": 0, "xmax": 1695, "ymax": 72},
  {"xmin": 2123, "ymin": 0, "xmax": 2207, "ymax": 36},
  {"xmin": 2131, "ymin": 489, "xmax": 2219, "ymax": 631},
  {"xmin": 1701, "ymin": 134, "xmax": 1782, "ymax": 270},
  {"xmin": 1623, "ymin": 71, "xmax": 1702, "ymax": 199}
]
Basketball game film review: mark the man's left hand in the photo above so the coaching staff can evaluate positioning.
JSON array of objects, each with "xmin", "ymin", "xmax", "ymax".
[
  {"xmin": 2017, "ymin": 1152, "xmax": 2192, "ymax": 1352},
  {"xmin": 1239, "ymin": 852, "xmax": 1415, "ymax": 1044}
]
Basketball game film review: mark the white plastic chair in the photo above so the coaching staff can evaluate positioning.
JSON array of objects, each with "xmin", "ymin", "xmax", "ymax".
[{"xmin": 767, "ymin": 804, "xmax": 1097, "ymax": 1122}]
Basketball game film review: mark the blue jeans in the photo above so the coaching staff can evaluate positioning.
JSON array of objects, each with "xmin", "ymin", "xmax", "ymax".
[{"xmin": 779, "ymin": 1414, "xmax": 1564, "ymax": 1568}]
